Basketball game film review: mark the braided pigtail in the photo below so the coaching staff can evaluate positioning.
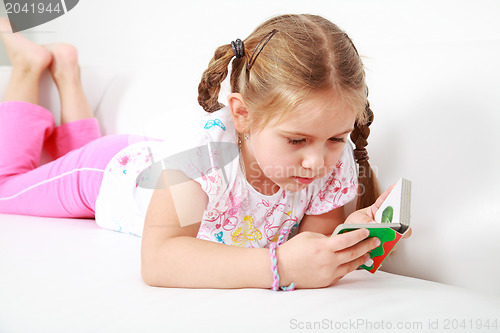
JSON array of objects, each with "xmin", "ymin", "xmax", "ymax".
[
  {"xmin": 350, "ymin": 101, "xmax": 380, "ymax": 209},
  {"xmin": 198, "ymin": 44, "xmax": 237, "ymax": 113}
]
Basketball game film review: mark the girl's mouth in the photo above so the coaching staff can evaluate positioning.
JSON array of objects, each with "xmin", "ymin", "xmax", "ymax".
[{"xmin": 293, "ymin": 176, "xmax": 315, "ymax": 185}]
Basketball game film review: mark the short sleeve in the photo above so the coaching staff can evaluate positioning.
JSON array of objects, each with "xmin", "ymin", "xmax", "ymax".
[
  {"xmin": 304, "ymin": 143, "xmax": 358, "ymax": 215},
  {"xmin": 159, "ymin": 107, "xmax": 240, "ymax": 198}
]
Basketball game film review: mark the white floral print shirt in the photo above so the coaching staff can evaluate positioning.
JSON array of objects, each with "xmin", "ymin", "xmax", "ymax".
[{"xmin": 95, "ymin": 107, "xmax": 358, "ymax": 247}]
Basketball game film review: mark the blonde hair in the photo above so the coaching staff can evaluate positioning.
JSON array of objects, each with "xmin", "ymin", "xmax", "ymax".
[{"xmin": 198, "ymin": 14, "xmax": 379, "ymax": 208}]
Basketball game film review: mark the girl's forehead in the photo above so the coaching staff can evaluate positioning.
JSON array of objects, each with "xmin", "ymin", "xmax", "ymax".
[{"xmin": 276, "ymin": 94, "xmax": 355, "ymax": 130}]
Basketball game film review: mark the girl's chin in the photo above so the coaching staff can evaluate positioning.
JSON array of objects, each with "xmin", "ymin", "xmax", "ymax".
[
  {"xmin": 281, "ymin": 180, "xmax": 309, "ymax": 193},
  {"xmin": 255, "ymin": 175, "xmax": 312, "ymax": 194}
]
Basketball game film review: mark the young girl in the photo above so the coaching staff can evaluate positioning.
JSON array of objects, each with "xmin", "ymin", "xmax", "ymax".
[{"xmin": 0, "ymin": 14, "xmax": 406, "ymax": 290}]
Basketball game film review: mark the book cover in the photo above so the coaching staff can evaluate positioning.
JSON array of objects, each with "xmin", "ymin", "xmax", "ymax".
[{"xmin": 333, "ymin": 178, "xmax": 411, "ymax": 273}]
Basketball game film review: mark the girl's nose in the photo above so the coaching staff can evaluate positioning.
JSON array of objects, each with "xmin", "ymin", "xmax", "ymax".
[{"xmin": 301, "ymin": 146, "xmax": 325, "ymax": 170}]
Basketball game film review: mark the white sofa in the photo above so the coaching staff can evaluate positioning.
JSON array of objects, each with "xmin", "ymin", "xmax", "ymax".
[{"xmin": 1, "ymin": 1, "xmax": 500, "ymax": 332}]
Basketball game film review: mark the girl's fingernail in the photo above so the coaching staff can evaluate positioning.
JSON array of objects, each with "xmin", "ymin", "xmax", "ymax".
[
  {"xmin": 374, "ymin": 238, "xmax": 381, "ymax": 247},
  {"xmin": 364, "ymin": 255, "xmax": 374, "ymax": 267}
]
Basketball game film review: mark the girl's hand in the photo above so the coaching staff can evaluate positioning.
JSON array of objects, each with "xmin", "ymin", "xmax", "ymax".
[
  {"xmin": 345, "ymin": 182, "xmax": 397, "ymax": 225},
  {"xmin": 343, "ymin": 183, "xmax": 413, "ymax": 238},
  {"xmin": 277, "ymin": 229, "xmax": 380, "ymax": 288},
  {"xmin": 345, "ymin": 182, "xmax": 413, "ymax": 245}
]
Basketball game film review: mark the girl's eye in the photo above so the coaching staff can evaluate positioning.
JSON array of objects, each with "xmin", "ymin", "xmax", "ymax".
[
  {"xmin": 329, "ymin": 137, "xmax": 346, "ymax": 143},
  {"xmin": 287, "ymin": 138, "xmax": 306, "ymax": 145}
]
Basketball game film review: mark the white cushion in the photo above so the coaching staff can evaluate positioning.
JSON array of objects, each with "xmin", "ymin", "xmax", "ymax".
[{"xmin": 1, "ymin": 214, "xmax": 499, "ymax": 332}]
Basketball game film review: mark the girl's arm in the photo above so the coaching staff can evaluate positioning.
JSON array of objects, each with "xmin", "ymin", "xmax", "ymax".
[
  {"xmin": 297, "ymin": 206, "xmax": 345, "ymax": 236},
  {"xmin": 299, "ymin": 183, "xmax": 401, "ymax": 236},
  {"xmin": 140, "ymin": 170, "xmax": 273, "ymax": 288},
  {"xmin": 299, "ymin": 185, "xmax": 412, "ymax": 242}
]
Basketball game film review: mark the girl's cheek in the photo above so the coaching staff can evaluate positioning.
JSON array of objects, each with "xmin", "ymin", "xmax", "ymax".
[{"xmin": 325, "ymin": 151, "xmax": 342, "ymax": 170}]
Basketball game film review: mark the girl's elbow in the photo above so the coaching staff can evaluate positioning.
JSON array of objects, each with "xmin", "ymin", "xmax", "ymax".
[
  {"xmin": 140, "ymin": 244, "xmax": 167, "ymax": 287},
  {"xmin": 141, "ymin": 255, "xmax": 171, "ymax": 287},
  {"xmin": 140, "ymin": 242, "xmax": 177, "ymax": 288},
  {"xmin": 141, "ymin": 251, "xmax": 158, "ymax": 287}
]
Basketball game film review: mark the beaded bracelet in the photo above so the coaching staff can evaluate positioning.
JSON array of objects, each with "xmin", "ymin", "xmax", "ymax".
[{"xmin": 269, "ymin": 242, "xmax": 295, "ymax": 291}]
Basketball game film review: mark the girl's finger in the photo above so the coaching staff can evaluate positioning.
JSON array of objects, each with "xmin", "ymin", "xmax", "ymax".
[
  {"xmin": 338, "ymin": 252, "xmax": 372, "ymax": 276},
  {"xmin": 403, "ymin": 227, "xmax": 412, "ymax": 239},
  {"xmin": 329, "ymin": 228, "xmax": 370, "ymax": 251},
  {"xmin": 346, "ymin": 211, "xmax": 376, "ymax": 225},
  {"xmin": 335, "ymin": 236, "xmax": 380, "ymax": 264}
]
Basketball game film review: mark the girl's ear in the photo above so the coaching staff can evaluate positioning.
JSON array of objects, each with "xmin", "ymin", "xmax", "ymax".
[{"xmin": 227, "ymin": 93, "xmax": 250, "ymax": 133}]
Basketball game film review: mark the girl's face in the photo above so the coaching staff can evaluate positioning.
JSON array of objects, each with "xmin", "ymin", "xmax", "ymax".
[{"xmin": 241, "ymin": 95, "xmax": 356, "ymax": 195}]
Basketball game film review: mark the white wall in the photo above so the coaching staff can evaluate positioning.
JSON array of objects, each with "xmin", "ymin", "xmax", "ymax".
[
  {"xmin": 3, "ymin": 0, "xmax": 499, "ymax": 81},
  {"xmin": 7, "ymin": 0, "xmax": 497, "ymax": 134},
  {"xmin": 2, "ymin": 0, "xmax": 499, "ymax": 92}
]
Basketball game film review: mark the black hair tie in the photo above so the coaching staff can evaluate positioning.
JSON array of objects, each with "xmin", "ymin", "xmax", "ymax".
[{"xmin": 231, "ymin": 39, "xmax": 245, "ymax": 58}]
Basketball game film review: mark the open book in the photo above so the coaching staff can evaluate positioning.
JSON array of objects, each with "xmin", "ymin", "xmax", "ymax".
[{"xmin": 332, "ymin": 178, "xmax": 412, "ymax": 273}]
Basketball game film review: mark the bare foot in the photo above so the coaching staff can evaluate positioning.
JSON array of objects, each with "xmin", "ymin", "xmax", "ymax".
[
  {"xmin": 43, "ymin": 43, "xmax": 81, "ymax": 84},
  {"xmin": 0, "ymin": 17, "xmax": 52, "ymax": 73}
]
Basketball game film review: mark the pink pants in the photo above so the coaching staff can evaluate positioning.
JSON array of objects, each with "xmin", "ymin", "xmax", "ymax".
[{"xmin": 0, "ymin": 101, "xmax": 146, "ymax": 218}]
